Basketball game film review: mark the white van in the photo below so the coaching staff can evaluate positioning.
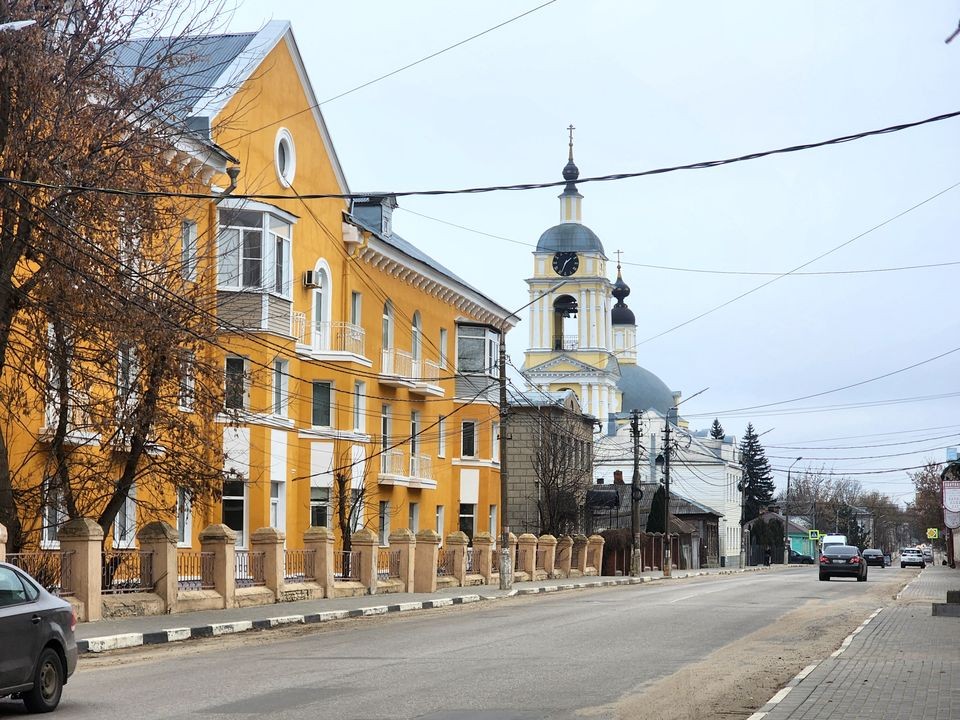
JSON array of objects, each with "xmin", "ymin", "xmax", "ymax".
[{"xmin": 821, "ymin": 533, "xmax": 848, "ymax": 549}]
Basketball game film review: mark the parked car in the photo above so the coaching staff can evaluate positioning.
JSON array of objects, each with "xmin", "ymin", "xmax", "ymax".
[
  {"xmin": 788, "ymin": 549, "xmax": 815, "ymax": 564},
  {"xmin": 900, "ymin": 548, "xmax": 925, "ymax": 569},
  {"xmin": 921, "ymin": 547, "xmax": 934, "ymax": 563},
  {"xmin": 0, "ymin": 562, "xmax": 77, "ymax": 713},
  {"xmin": 862, "ymin": 549, "xmax": 885, "ymax": 567},
  {"xmin": 819, "ymin": 544, "xmax": 868, "ymax": 582}
]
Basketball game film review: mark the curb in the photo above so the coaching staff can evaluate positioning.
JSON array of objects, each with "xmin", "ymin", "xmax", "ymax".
[
  {"xmin": 744, "ymin": 606, "xmax": 883, "ymax": 720},
  {"xmin": 77, "ymin": 568, "xmax": 764, "ymax": 655}
]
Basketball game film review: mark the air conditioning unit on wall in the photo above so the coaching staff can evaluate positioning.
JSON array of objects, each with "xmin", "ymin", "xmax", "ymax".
[{"xmin": 303, "ymin": 270, "xmax": 321, "ymax": 288}]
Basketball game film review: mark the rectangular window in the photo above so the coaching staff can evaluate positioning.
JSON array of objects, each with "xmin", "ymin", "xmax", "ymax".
[
  {"xmin": 439, "ymin": 328, "xmax": 448, "ymax": 368},
  {"xmin": 456, "ymin": 324, "xmax": 500, "ymax": 375},
  {"xmin": 492, "ymin": 422, "xmax": 500, "ymax": 462},
  {"xmin": 225, "ymin": 357, "xmax": 246, "ymax": 410},
  {"xmin": 461, "ymin": 421, "xmax": 476, "ymax": 458},
  {"xmin": 488, "ymin": 505, "xmax": 497, "ymax": 537},
  {"xmin": 218, "ymin": 209, "xmax": 266, "ymax": 290},
  {"xmin": 181, "ymin": 220, "xmax": 198, "ymax": 281},
  {"xmin": 378, "ymin": 501, "xmax": 390, "ymax": 546},
  {"xmin": 436, "ymin": 505, "xmax": 445, "ymax": 541},
  {"xmin": 459, "ymin": 503, "xmax": 475, "ymax": 541},
  {"xmin": 176, "ymin": 488, "xmax": 192, "ymax": 547},
  {"xmin": 117, "ymin": 345, "xmax": 138, "ymax": 408},
  {"xmin": 353, "ymin": 381, "xmax": 365, "ymax": 432},
  {"xmin": 218, "ymin": 227, "xmax": 240, "ymax": 286},
  {"xmin": 312, "ymin": 381, "xmax": 332, "ymax": 427},
  {"xmin": 222, "ymin": 478, "xmax": 245, "ymax": 547},
  {"xmin": 409, "ymin": 502, "xmax": 420, "ymax": 533},
  {"xmin": 242, "ymin": 230, "xmax": 262, "ymax": 288},
  {"xmin": 381, "ymin": 405, "xmax": 391, "ymax": 453},
  {"xmin": 437, "ymin": 418, "xmax": 446, "ymax": 458},
  {"xmin": 270, "ymin": 216, "xmax": 291, "ymax": 296},
  {"xmin": 310, "ymin": 487, "xmax": 330, "ymax": 528},
  {"xmin": 113, "ymin": 485, "xmax": 136, "ymax": 549},
  {"xmin": 349, "ymin": 488, "xmax": 362, "ymax": 533},
  {"xmin": 269, "ymin": 481, "xmax": 282, "ymax": 530},
  {"xmin": 41, "ymin": 479, "xmax": 66, "ymax": 549},
  {"xmin": 273, "ymin": 360, "xmax": 288, "ymax": 416},
  {"xmin": 178, "ymin": 352, "xmax": 195, "ymax": 411},
  {"xmin": 350, "ymin": 291, "xmax": 362, "ymax": 326}
]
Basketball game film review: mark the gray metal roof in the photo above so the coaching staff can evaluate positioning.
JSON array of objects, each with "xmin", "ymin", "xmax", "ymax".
[
  {"xmin": 617, "ymin": 363, "xmax": 675, "ymax": 416},
  {"xmin": 536, "ymin": 223, "xmax": 605, "ymax": 254}
]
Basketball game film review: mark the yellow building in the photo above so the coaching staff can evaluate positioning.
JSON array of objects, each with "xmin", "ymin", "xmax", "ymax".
[
  {"xmin": 168, "ymin": 21, "xmax": 517, "ymax": 550},
  {"xmin": 9, "ymin": 21, "xmax": 516, "ymax": 554}
]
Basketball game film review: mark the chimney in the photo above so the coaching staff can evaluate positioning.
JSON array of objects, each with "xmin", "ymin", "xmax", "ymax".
[{"xmin": 613, "ymin": 470, "xmax": 624, "ymax": 484}]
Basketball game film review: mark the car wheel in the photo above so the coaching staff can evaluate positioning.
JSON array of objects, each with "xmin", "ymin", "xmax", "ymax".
[
  {"xmin": 858, "ymin": 570, "xmax": 866, "ymax": 582},
  {"xmin": 819, "ymin": 573, "xmax": 829, "ymax": 581},
  {"xmin": 921, "ymin": 563, "xmax": 925, "ymax": 569},
  {"xmin": 22, "ymin": 647, "xmax": 64, "ymax": 713},
  {"xmin": 901, "ymin": 563, "xmax": 905, "ymax": 568}
]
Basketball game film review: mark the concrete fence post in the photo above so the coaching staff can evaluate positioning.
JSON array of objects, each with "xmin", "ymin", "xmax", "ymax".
[
  {"xmin": 303, "ymin": 526, "xmax": 335, "ymax": 598},
  {"xmin": 414, "ymin": 529, "xmax": 440, "ymax": 593},
  {"xmin": 556, "ymin": 535, "xmax": 573, "ymax": 578},
  {"xmin": 517, "ymin": 533, "xmax": 537, "ymax": 579},
  {"xmin": 573, "ymin": 534, "xmax": 589, "ymax": 575},
  {"xmin": 198, "ymin": 524, "xmax": 236, "ymax": 609},
  {"xmin": 587, "ymin": 535, "xmax": 605, "ymax": 575},
  {"xmin": 538, "ymin": 534, "xmax": 557, "ymax": 578},
  {"xmin": 445, "ymin": 531, "xmax": 469, "ymax": 586},
  {"xmin": 58, "ymin": 518, "xmax": 103, "ymax": 622},
  {"xmin": 388, "ymin": 529, "xmax": 416, "ymax": 592},
  {"xmin": 472, "ymin": 532, "xmax": 494, "ymax": 584},
  {"xmin": 0, "ymin": 523, "xmax": 6, "ymax": 562},
  {"xmin": 507, "ymin": 532, "xmax": 518, "ymax": 579},
  {"xmin": 136, "ymin": 521, "xmax": 178, "ymax": 613},
  {"xmin": 351, "ymin": 527, "xmax": 378, "ymax": 595},
  {"xmin": 251, "ymin": 526, "xmax": 285, "ymax": 599}
]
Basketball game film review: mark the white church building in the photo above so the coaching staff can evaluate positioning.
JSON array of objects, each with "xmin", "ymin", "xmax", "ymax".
[{"xmin": 521, "ymin": 135, "xmax": 744, "ymax": 566}]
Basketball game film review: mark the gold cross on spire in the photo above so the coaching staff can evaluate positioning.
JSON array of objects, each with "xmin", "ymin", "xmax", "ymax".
[
  {"xmin": 567, "ymin": 124, "xmax": 575, "ymax": 160},
  {"xmin": 615, "ymin": 249, "xmax": 623, "ymax": 268}
]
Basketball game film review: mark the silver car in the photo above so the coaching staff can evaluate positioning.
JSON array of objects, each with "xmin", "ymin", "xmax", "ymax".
[
  {"xmin": 900, "ymin": 548, "xmax": 925, "ymax": 569},
  {"xmin": 0, "ymin": 561, "xmax": 78, "ymax": 712}
]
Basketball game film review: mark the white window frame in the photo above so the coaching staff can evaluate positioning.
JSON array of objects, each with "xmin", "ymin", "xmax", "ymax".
[
  {"xmin": 492, "ymin": 422, "xmax": 500, "ymax": 463},
  {"xmin": 436, "ymin": 504, "xmax": 445, "ymax": 542},
  {"xmin": 439, "ymin": 328, "xmax": 448, "ymax": 368},
  {"xmin": 310, "ymin": 487, "xmax": 331, "ymax": 528},
  {"xmin": 272, "ymin": 360, "xmax": 289, "ymax": 417},
  {"xmin": 382, "ymin": 301, "xmax": 394, "ymax": 350},
  {"xmin": 353, "ymin": 381, "xmax": 366, "ymax": 433},
  {"xmin": 274, "ymin": 127, "xmax": 297, "ymax": 187},
  {"xmin": 269, "ymin": 480, "xmax": 285, "ymax": 533},
  {"xmin": 217, "ymin": 202, "xmax": 295, "ymax": 297},
  {"xmin": 409, "ymin": 502, "xmax": 420, "ymax": 533},
  {"xmin": 40, "ymin": 478, "xmax": 66, "ymax": 550},
  {"xmin": 350, "ymin": 291, "xmax": 362, "ymax": 327},
  {"xmin": 176, "ymin": 488, "xmax": 192, "ymax": 548},
  {"xmin": 461, "ymin": 420, "xmax": 476, "ymax": 458},
  {"xmin": 181, "ymin": 220, "xmax": 198, "ymax": 282},
  {"xmin": 178, "ymin": 352, "xmax": 195, "ymax": 411},
  {"xmin": 224, "ymin": 356, "xmax": 247, "ymax": 410},
  {"xmin": 117, "ymin": 344, "xmax": 139, "ymax": 412},
  {"xmin": 312, "ymin": 381, "xmax": 333, "ymax": 428},
  {"xmin": 378, "ymin": 500, "xmax": 390, "ymax": 546},
  {"xmin": 411, "ymin": 311, "xmax": 422, "ymax": 363},
  {"xmin": 437, "ymin": 417, "xmax": 446, "ymax": 458},
  {"xmin": 222, "ymin": 475, "xmax": 247, "ymax": 548},
  {"xmin": 113, "ymin": 484, "xmax": 137, "ymax": 549},
  {"xmin": 311, "ymin": 259, "xmax": 332, "ymax": 350},
  {"xmin": 489, "ymin": 505, "xmax": 497, "ymax": 537},
  {"xmin": 459, "ymin": 503, "xmax": 476, "ymax": 540},
  {"xmin": 456, "ymin": 324, "xmax": 501, "ymax": 376}
]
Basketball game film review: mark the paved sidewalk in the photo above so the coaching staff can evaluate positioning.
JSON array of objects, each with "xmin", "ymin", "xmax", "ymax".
[
  {"xmin": 75, "ymin": 565, "xmax": 768, "ymax": 652},
  {"xmin": 756, "ymin": 565, "xmax": 960, "ymax": 720}
]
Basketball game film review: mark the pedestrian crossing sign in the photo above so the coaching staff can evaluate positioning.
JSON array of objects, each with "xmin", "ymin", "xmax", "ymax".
[{"xmin": 808, "ymin": 530, "xmax": 820, "ymax": 540}]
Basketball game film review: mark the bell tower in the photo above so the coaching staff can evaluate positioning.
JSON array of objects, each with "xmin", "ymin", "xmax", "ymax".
[{"xmin": 522, "ymin": 130, "xmax": 621, "ymax": 421}]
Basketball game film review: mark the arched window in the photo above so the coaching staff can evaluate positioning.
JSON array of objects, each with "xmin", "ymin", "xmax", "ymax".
[
  {"xmin": 311, "ymin": 260, "xmax": 331, "ymax": 351},
  {"xmin": 552, "ymin": 295, "xmax": 578, "ymax": 351},
  {"xmin": 411, "ymin": 311, "xmax": 422, "ymax": 363},
  {"xmin": 382, "ymin": 301, "xmax": 394, "ymax": 350}
]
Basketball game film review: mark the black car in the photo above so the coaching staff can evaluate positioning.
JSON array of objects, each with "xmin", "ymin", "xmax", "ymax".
[
  {"xmin": 861, "ymin": 549, "xmax": 885, "ymax": 567},
  {"xmin": 0, "ymin": 561, "xmax": 78, "ymax": 712},
  {"xmin": 789, "ymin": 549, "xmax": 815, "ymax": 564},
  {"xmin": 819, "ymin": 544, "xmax": 868, "ymax": 582}
]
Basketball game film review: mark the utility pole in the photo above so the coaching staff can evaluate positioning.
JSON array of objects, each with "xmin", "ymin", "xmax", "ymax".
[
  {"xmin": 783, "ymin": 456, "xmax": 802, "ymax": 565},
  {"xmin": 739, "ymin": 465, "xmax": 748, "ymax": 568},
  {"xmin": 498, "ymin": 330, "xmax": 512, "ymax": 590},
  {"xmin": 662, "ymin": 411, "xmax": 673, "ymax": 577},
  {"xmin": 630, "ymin": 409, "xmax": 642, "ymax": 576}
]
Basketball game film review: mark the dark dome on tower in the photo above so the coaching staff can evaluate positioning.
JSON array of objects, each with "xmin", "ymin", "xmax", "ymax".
[
  {"xmin": 562, "ymin": 157, "xmax": 579, "ymax": 182},
  {"xmin": 611, "ymin": 264, "xmax": 635, "ymax": 325},
  {"xmin": 536, "ymin": 223, "xmax": 604, "ymax": 254}
]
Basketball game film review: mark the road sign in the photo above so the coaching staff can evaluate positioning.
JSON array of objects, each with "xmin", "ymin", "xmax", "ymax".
[
  {"xmin": 943, "ymin": 479, "xmax": 960, "ymax": 513},
  {"xmin": 808, "ymin": 530, "xmax": 820, "ymax": 541},
  {"xmin": 927, "ymin": 528, "xmax": 940, "ymax": 540}
]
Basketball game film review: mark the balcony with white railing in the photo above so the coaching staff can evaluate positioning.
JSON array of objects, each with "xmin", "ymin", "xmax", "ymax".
[
  {"xmin": 409, "ymin": 454, "xmax": 437, "ymax": 489},
  {"xmin": 380, "ymin": 348, "xmax": 415, "ymax": 387},
  {"xmin": 378, "ymin": 448, "xmax": 407, "ymax": 484},
  {"xmin": 409, "ymin": 358, "xmax": 444, "ymax": 397},
  {"xmin": 293, "ymin": 313, "xmax": 368, "ymax": 364},
  {"xmin": 40, "ymin": 393, "xmax": 98, "ymax": 446}
]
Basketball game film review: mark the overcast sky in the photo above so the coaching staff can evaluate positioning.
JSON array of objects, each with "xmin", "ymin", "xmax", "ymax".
[{"xmin": 226, "ymin": 1, "xmax": 960, "ymax": 505}]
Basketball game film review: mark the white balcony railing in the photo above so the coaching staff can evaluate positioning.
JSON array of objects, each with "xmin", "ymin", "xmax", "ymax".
[
  {"xmin": 292, "ymin": 311, "xmax": 307, "ymax": 344},
  {"xmin": 292, "ymin": 315, "xmax": 365, "ymax": 357},
  {"xmin": 409, "ymin": 454, "xmax": 433, "ymax": 480},
  {"xmin": 379, "ymin": 449, "xmax": 405, "ymax": 476},
  {"xmin": 44, "ymin": 394, "xmax": 92, "ymax": 433},
  {"xmin": 381, "ymin": 348, "xmax": 413, "ymax": 379}
]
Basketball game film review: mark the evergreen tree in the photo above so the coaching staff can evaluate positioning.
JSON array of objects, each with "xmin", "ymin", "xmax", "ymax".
[
  {"xmin": 710, "ymin": 418, "xmax": 725, "ymax": 440},
  {"xmin": 646, "ymin": 485, "xmax": 667, "ymax": 533},
  {"xmin": 738, "ymin": 423, "xmax": 775, "ymax": 524}
]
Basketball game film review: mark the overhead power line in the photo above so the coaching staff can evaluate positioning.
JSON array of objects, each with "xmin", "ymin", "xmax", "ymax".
[{"xmin": 3, "ymin": 110, "xmax": 960, "ymax": 201}]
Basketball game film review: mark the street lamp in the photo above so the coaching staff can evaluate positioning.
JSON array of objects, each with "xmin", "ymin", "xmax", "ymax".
[{"xmin": 783, "ymin": 456, "xmax": 802, "ymax": 564}]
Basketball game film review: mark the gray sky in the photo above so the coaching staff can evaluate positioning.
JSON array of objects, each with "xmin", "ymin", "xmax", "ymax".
[{"xmin": 227, "ymin": 1, "xmax": 960, "ymax": 505}]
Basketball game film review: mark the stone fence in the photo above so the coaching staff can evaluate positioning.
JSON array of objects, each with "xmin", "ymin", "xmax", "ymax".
[{"xmin": 0, "ymin": 521, "xmax": 604, "ymax": 622}]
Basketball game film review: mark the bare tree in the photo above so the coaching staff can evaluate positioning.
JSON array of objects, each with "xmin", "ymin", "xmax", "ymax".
[
  {"xmin": 532, "ymin": 413, "xmax": 593, "ymax": 537},
  {"xmin": 0, "ymin": 0, "xmax": 233, "ymax": 551}
]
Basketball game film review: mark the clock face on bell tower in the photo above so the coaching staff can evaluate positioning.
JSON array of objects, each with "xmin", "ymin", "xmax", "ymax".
[{"xmin": 552, "ymin": 251, "xmax": 579, "ymax": 276}]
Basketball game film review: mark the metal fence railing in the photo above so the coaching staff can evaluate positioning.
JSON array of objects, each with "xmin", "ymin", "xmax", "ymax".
[
  {"xmin": 436, "ymin": 548, "xmax": 455, "ymax": 577},
  {"xmin": 234, "ymin": 550, "xmax": 266, "ymax": 588},
  {"xmin": 101, "ymin": 550, "xmax": 153, "ymax": 594},
  {"xmin": 334, "ymin": 550, "xmax": 360, "ymax": 581},
  {"xmin": 377, "ymin": 549, "xmax": 401, "ymax": 580},
  {"xmin": 177, "ymin": 551, "xmax": 215, "ymax": 591},
  {"xmin": 283, "ymin": 549, "xmax": 317, "ymax": 582},
  {"xmin": 6, "ymin": 551, "xmax": 74, "ymax": 596},
  {"xmin": 465, "ymin": 548, "xmax": 479, "ymax": 574}
]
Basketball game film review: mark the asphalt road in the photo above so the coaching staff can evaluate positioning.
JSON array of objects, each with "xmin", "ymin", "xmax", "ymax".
[{"xmin": 3, "ymin": 566, "xmax": 915, "ymax": 720}]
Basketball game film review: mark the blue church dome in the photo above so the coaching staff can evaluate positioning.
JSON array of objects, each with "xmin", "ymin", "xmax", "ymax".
[
  {"xmin": 618, "ymin": 364, "xmax": 674, "ymax": 415},
  {"xmin": 536, "ymin": 223, "xmax": 604, "ymax": 254}
]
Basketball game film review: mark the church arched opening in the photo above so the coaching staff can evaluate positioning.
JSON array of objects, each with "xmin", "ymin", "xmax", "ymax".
[{"xmin": 553, "ymin": 294, "xmax": 578, "ymax": 350}]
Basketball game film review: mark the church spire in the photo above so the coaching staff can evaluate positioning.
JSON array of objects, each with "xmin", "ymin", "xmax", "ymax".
[
  {"xmin": 611, "ymin": 252, "xmax": 635, "ymax": 326},
  {"xmin": 560, "ymin": 124, "xmax": 583, "ymax": 224}
]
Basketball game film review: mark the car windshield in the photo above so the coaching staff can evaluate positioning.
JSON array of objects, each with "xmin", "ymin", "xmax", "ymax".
[{"xmin": 863, "ymin": 550, "xmax": 880, "ymax": 555}]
